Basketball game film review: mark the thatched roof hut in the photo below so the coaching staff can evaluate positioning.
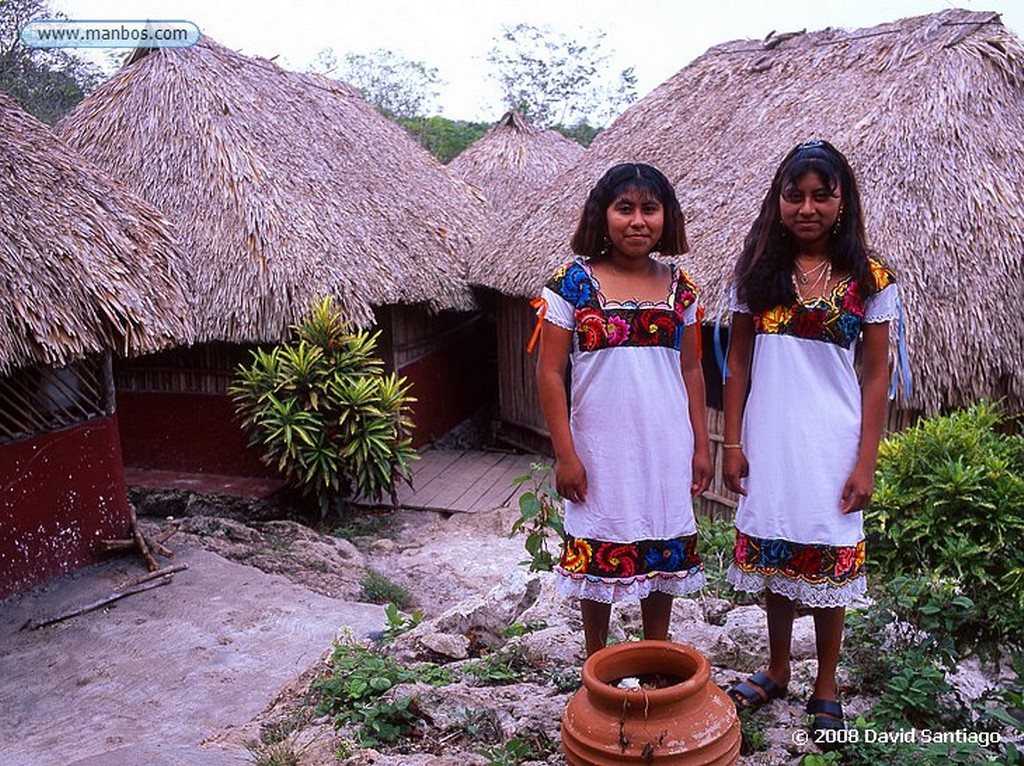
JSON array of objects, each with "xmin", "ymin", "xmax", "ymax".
[
  {"xmin": 449, "ymin": 111, "xmax": 585, "ymax": 217},
  {"xmin": 450, "ymin": 111, "xmax": 585, "ymax": 453},
  {"xmin": 0, "ymin": 92, "xmax": 193, "ymax": 598},
  {"xmin": 56, "ymin": 36, "xmax": 484, "ymax": 340},
  {"xmin": 0, "ymin": 92, "xmax": 192, "ymax": 376},
  {"xmin": 473, "ymin": 8, "xmax": 1024, "ymax": 414}
]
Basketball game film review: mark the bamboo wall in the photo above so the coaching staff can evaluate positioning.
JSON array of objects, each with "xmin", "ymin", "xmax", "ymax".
[
  {"xmin": 0, "ymin": 355, "xmax": 109, "ymax": 445},
  {"xmin": 113, "ymin": 343, "xmax": 254, "ymax": 394},
  {"xmin": 495, "ymin": 295, "xmax": 552, "ymax": 455},
  {"xmin": 389, "ymin": 304, "xmax": 486, "ymax": 370}
]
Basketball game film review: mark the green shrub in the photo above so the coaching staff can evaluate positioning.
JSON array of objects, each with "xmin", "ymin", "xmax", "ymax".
[
  {"xmin": 478, "ymin": 737, "xmax": 534, "ymax": 765},
  {"xmin": 867, "ymin": 401, "xmax": 1024, "ymax": 649},
  {"xmin": 378, "ymin": 602, "xmax": 424, "ymax": 644},
  {"xmin": 465, "ymin": 644, "xmax": 538, "ymax": 686},
  {"xmin": 314, "ymin": 639, "xmax": 450, "ymax": 745},
  {"xmin": 359, "ymin": 569, "xmax": 413, "ymax": 608},
  {"xmin": 509, "ymin": 463, "xmax": 565, "ymax": 572},
  {"xmin": 843, "ymin": 576, "xmax": 1020, "ymax": 764},
  {"xmin": 230, "ymin": 296, "xmax": 418, "ymax": 518},
  {"xmin": 344, "ymin": 695, "xmax": 419, "ymax": 746}
]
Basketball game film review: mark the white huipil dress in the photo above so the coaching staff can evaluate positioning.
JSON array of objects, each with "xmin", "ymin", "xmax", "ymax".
[
  {"xmin": 726, "ymin": 259, "xmax": 899, "ymax": 607},
  {"xmin": 540, "ymin": 257, "xmax": 706, "ymax": 604}
]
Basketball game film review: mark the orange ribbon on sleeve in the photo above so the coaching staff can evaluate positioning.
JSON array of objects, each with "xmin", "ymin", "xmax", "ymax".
[{"xmin": 526, "ymin": 297, "xmax": 548, "ymax": 355}]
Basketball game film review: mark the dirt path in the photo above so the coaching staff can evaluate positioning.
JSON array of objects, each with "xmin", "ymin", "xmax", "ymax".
[{"xmin": 0, "ymin": 535, "xmax": 387, "ymax": 766}]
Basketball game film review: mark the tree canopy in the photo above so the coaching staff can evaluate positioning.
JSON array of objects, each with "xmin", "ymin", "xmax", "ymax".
[
  {"xmin": 0, "ymin": 0, "xmax": 101, "ymax": 124},
  {"xmin": 310, "ymin": 46, "xmax": 441, "ymax": 122},
  {"xmin": 487, "ymin": 23, "xmax": 637, "ymax": 130}
]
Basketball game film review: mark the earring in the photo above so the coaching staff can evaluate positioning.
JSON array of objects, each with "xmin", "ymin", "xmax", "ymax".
[
  {"xmin": 601, "ymin": 235, "xmax": 611, "ymax": 252},
  {"xmin": 832, "ymin": 207, "xmax": 844, "ymax": 235},
  {"xmin": 779, "ymin": 218, "xmax": 788, "ymax": 238}
]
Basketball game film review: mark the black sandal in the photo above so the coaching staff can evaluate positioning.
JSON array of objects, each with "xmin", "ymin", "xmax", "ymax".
[
  {"xmin": 727, "ymin": 671, "xmax": 788, "ymax": 711},
  {"xmin": 806, "ymin": 698, "xmax": 846, "ymax": 750}
]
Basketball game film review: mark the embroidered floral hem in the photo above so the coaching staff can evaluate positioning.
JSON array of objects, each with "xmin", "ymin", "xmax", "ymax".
[
  {"xmin": 733, "ymin": 531, "xmax": 865, "ymax": 584},
  {"xmin": 730, "ymin": 530, "xmax": 867, "ymax": 607},
  {"xmin": 726, "ymin": 566, "xmax": 867, "ymax": 608},
  {"xmin": 554, "ymin": 533, "xmax": 705, "ymax": 603}
]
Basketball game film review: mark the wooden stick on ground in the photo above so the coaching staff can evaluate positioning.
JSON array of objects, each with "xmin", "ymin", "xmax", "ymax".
[
  {"xmin": 21, "ymin": 576, "xmax": 174, "ymax": 630},
  {"xmin": 97, "ymin": 521, "xmax": 178, "ymax": 558},
  {"xmin": 127, "ymin": 502, "xmax": 160, "ymax": 572},
  {"xmin": 125, "ymin": 563, "xmax": 188, "ymax": 587}
]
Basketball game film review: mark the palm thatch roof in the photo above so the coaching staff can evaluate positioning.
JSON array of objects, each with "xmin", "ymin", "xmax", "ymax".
[
  {"xmin": 56, "ymin": 36, "xmax": 485, "ymax": 342},
  {"xmin": 472, "ymin": 8, "xmax": 1024, "ymax": 413},
  {"xmin": 449, "ymin": 111, "xmax": 584, "ymax": 217},
  {"xmin": 0, "ymin": 92, "xmax": 193, "ymax": 377}
]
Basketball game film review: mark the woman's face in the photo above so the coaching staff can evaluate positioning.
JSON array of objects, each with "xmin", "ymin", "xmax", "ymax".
[
  {"xmin": 779, "ymin": 171, "xmax": 842, "ymax": 253},
  {"xmin": 605, "ymin": 186, "xmax": 665, "ymax": 259}
]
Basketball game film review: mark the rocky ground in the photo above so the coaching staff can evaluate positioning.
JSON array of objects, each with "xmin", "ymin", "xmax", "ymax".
[{"xmin": 147, "ymin": 496, "xmax": 859, "ymax": 766}]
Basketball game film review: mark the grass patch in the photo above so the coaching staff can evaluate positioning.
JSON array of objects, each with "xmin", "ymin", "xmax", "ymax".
[{"xmin": 360, "ymin": 569, "xmax": 413, "ymax": 608}]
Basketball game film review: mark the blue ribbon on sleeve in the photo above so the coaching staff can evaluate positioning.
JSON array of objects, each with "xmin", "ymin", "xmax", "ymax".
[
  {"xmin": 714, "ymin": 308, "xmax": 730, "ymax": 379},
  {"xmin": 888, "ymin": 295, "xmax": 913, "ymax": 401},
  {"xmin": 716, "ymin": 285, "xmax": 737, "ymax": 379}
]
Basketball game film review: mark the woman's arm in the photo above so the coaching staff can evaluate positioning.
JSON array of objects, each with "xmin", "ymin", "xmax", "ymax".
[
  {"xmin": 722, "ymin": 313, "xmax": 755, "ymax": 495},
  {"xmin": 681, "ymin": 323, "xmax": 712, "ymax": 495},
  {"xmin": 535, "ymin": 321, "xmax": 587, "ymax": 503},
  {"xmin": 840, "ymin": 322, "xmax": 890, "ymax": 513}
]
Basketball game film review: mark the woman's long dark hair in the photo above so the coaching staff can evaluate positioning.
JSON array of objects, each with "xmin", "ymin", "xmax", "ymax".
[
  {"xmin": 571, "ymin": 163, "xmax": 688, "ymax": 256},
  {"xmin": 735, "ymin": 140, "xmax": 875, "ymax": 313}
]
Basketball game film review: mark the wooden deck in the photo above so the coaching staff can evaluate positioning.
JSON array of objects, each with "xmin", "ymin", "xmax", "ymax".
[{"xmin": 390, "ymin": 449, "xmax": 550, "ymax": 513}]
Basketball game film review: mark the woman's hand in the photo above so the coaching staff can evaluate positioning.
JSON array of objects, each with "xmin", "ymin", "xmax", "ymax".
[
  {"xmin": 722, "ymin": 449, "xmax": 749, "ymax": 496},
  {"xmin": 555, "ymin": 454, "xmax": 588, "ymax": 504},
  {"xmin": 691, "ymin": 448, "xmax": 712, "ymax": 496},
  {"xmin": 840, "ymin": 463, "xmax": 874, "ymax": 513}
]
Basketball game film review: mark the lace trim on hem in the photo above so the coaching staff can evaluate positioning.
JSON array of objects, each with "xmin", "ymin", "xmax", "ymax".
[
  {"xmin": 555, "ymin": 570, "xmax": 706, "ymax": 604},
  {"xmin": 726, "ymin": 566, "xmax": 867, "ymax": 608}
]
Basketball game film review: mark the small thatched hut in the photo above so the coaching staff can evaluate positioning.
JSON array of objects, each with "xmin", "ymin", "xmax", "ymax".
[
  {"xmin": 56, "ymin": 36, "xmax": 490, "ymax": 477},
  {"xmin": 451, "ymin": 111, "xmax": 585, "ymax": 451},
  {"xmin": 0, "ymin": 92, "xmax": 192, "ymax": 598},
  {"xmin": 473, "ymin": 8, "xmax": 1024, "ymax": 510}
]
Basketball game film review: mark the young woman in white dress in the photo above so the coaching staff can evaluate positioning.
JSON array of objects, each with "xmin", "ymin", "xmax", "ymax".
[
  {"xmin": 536, "ymin": 163, "xmax": 712, "ymax": 657},
  {"xmin": 722, "ymin": 140, "xmax": 898, "ymax": 742}
]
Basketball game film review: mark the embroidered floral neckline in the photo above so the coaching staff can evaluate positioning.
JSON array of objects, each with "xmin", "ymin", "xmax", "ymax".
[{"xmin": 580, "ymin": 258, "xmax": 679, "ymax": 310}]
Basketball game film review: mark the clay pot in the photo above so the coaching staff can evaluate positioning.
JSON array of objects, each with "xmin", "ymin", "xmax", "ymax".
[{"xmin": 561, "ymin": 640, "xmax": 740, "ymax": 765}]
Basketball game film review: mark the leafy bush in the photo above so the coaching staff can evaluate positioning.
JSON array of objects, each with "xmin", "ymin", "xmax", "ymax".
[
  {"xmin": 478, "ymin": 737, "xmax": 534, "ymax": 765},
  {"xmin": 314, "ymin": 638, "xmax": 450, "ymax": 745},
  {"xmin": 379, "ymin": 602, "xmax": 424, "ymax": 644},
  {"xmin": 231, "ymin": 296, "xmax": 418, "ymax": 518},
  {"xmin": 509, "ymin": 463, "xmax": 565, "ymax": 571},
  {"xmin": 465, "ymin": 644, "xmax": 539, "ymax": 686},
  {"xmin": 867, "ymin": 401, "xmax": 1024, "ymax": 649},
  {"xmin": 842, "ymin": 575, "xmax": 1022, "ymax": 764}
]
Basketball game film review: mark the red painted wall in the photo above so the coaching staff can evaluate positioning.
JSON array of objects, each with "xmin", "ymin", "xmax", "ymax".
[
  {"xmin": 116, "ymin": 391, "xmax": 274, "ymax": 476},
  {"xmin": 401, "ymin": 331, "xmax": 496, "ymax": 447},
  {"xmin": 115, "ymin": 331, "xmax": 497, "ymax": 472},
  {"xmin": 0, "ymin": 416, "xmax": 131, "ymax": 600}
]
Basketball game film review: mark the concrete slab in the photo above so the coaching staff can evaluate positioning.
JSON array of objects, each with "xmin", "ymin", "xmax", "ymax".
[{"xmin": 0, "ymin": 540, "xmax": 386, "ymax": 766}]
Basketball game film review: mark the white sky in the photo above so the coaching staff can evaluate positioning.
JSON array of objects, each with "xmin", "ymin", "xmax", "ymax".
[{"xmin": 53, "ymin": 0, "xmax": 1024, "ymax": 123}]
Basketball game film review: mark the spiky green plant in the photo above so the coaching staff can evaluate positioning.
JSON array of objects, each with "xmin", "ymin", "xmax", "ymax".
[{"xmin": 231, "ymin": 296, "xmax": 417, "ymax": 517}]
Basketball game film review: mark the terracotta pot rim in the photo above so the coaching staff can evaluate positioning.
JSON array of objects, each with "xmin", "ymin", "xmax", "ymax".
[{"xmin": 581, "ymin": 639, "xmax": 711, "ymax": 704}]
